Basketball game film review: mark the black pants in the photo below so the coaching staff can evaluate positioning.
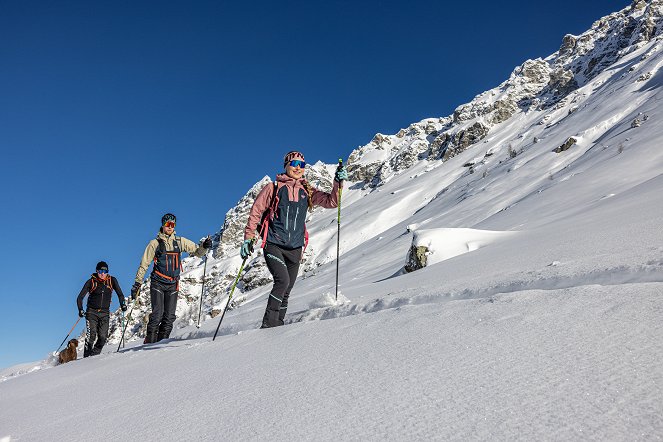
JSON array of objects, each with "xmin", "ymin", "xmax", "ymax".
[
  {"xmin": 84, "ymin": 310, "xmax": 110, "ymax": 357},
  {"xmin": 146, "ymin": 279, "xmax": 179, "ymax": 343},
  {"xmin": 262, "ymin": 243, "xmax": 302, "ymax": 328}
]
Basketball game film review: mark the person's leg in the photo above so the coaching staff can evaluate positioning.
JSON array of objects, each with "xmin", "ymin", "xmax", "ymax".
[
  {"xmin": 145, "ymin": 281, "xmax": 165, "ymax": 343},
  {"xmin": 83, "ymin": 311, "xmax": 98, "ymax": 357},
  {"xmin": 157, "ymin": 283, "xmax": 178, "ymax": 341},
  {"xmin": 90, "ymin": 312, "xmax": 109, "ymax": 356},
  {"xmin": 278, "ymin": 248, "xmax": 302, "ymax": 325},
  {"xmin": 262, "ymin": 244, "xmax": 292, "ymax": 328}
]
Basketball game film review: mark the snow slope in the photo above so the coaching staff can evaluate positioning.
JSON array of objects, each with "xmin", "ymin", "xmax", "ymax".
[{"xmin": 2, "ymin": 2, "xmax": 663, "ymax": 440}]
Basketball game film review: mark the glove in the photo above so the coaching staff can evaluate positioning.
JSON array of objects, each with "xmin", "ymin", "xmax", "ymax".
[
  {"xmin": 79, "ymin": 309, "xmax": 86, "ymax": 318},
  {"xmin": 334, "ymin": 165, "xmax": 348, "ymax": 182},
  {"xmin": 120, "ymin": 302, "xmax": 127, "ymax": 312},
  {"xmin": 240, "ymin": 239, "xmax": 254, "ymax": 259},
  {"xmin": 130, "ymin": 282, "xmax": 141, "ymax": 300},
  {"xmin": 202, "ymin": 237, "xmax": 213, "ymax": 249}
]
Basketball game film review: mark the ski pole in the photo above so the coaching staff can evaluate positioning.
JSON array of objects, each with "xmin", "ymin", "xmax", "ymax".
[
  {"xmin": 120, "ymin": 310, "xmax": 126, "ymax": 349},
  {"xmin": 335, "ymin": 158, "xmax": 343, "ymax": 301},
  {"xmin": 117, "ymin": 283, "xmax": 141, "ymax": 352},
  {"xmin": 55, "ymin": 316, "xmax": 82, "ymax": 353},
  {"xmin": 197, "ymin": 243, "xmax": 210, "ymax": 328},
  {"xmin": 212, "ymin": 240, "xmax": 254, "ymax": 341}
]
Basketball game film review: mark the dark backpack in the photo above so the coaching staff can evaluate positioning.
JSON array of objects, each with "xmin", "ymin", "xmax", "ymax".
[
  {"xmin": 257, "ymin": 180, "xmax": 310, "ymax": 251},
  {"xmin": 89, "ymin": 275, "xmax": 113, "ymax": 294}
]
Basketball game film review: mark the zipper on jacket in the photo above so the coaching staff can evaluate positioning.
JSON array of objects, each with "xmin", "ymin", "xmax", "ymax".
[
  {"xmin": 294, "ymin": 206, "xmax": 299, "ymax": 232},
  {"xmin": 103, "ymin": 285, "xmax": 109, "ymax": 309}
]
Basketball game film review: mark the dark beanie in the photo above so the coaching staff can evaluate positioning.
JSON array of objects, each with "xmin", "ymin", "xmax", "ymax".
[
  {"xmin": 161, "ymin": 213, "xmax": 176, "ymax": 225},
  {"xmin": 96, "ymin": 261, "xmax": 109, "ymax": 271}
]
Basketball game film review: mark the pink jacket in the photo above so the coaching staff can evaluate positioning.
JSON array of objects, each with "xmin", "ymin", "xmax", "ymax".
[{"xmin": 244, "ymin": 173, "xmax": 340, "ymax": 240}]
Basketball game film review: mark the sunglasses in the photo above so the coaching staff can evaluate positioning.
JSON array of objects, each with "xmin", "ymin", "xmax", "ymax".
[
  {"xmin": 97, "ymin": 269, "xmax": 108, "ymax": 274},
  {"xmin": 288, "ymin": 160, "xmax": 306, "ymax": 168},
  {"xmin": 163, "ymin": 221, "xmax": 176, "ymax": 228}
]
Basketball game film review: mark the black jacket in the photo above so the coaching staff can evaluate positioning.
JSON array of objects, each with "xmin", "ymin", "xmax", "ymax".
[
  {"xmin": 77, "ymin": 274, "xmax": 125, "ymax": 312},
  {"xmin": 267, "ymin": 185, "xmax": 309, "ymax": 250}
]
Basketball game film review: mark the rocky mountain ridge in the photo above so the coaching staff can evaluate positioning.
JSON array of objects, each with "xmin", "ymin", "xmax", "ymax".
[
  {"xmin": 104, "ymin": 0, "xmax": 663, "ymax": 344},
  {"xmin": 346, "ymin": 0, "xmax": 662, "ymax": 186}
]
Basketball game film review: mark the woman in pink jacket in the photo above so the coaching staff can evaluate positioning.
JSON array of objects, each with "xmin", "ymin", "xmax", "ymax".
[{"xmin": 241, "ymin": 151, "xmax": 348, "ymax": 328}]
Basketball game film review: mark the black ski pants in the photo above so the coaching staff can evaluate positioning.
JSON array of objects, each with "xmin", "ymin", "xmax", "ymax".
[
  {"xmin": 84, "ymin": 310, "xmax": 110, "ymax": 357},
  {"xmin": 146, "ymin": 279, "xmax": 179, "ymax": 343},
  {"xmin": 262, "ymin": 243, "xmax": 302, "ymax": 328}
]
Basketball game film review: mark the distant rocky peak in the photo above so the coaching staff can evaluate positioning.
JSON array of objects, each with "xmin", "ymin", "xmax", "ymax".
[{"xmin": 345, "ymin": 1, "xmax": 663, "ymax": 188}]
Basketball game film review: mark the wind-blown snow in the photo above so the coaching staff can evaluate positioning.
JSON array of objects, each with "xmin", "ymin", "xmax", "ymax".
[
  {"xmin": 2, "ymin": 3, "xmax": 663, "ymax": 440},
  {"xmin": 411, "ymin": 228, "xmax": 516, "ymax": 265}
]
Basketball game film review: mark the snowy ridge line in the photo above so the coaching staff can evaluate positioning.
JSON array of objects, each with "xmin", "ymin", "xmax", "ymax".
[{"xmin": 176, "ymin": 262, "xmax": 663, "ymax": 341}]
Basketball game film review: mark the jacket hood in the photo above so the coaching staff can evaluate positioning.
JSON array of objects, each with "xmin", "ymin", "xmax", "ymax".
[
  {"xmin": 157, "ymin": 230, "xmax": 177, "ymax": 240},
  {"xmin": 276, "ymin": 173, "xmax": 305, "ymax": 186},
  {"xmin": 275, "ymin": 173, "xmax": 308, "ymax": 201},
  {"xmin": 90, "ymin": 273, "xmax": 111, "ymax": 281}
]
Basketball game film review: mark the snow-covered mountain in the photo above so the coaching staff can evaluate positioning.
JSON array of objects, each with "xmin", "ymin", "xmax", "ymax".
[
  {"xmin": 2, "ymin": 2, "xmax": 662, "ymax": 440},
  {"xmin": 96, "ymin": 0, "xmax": 663, "ymax": 346}
]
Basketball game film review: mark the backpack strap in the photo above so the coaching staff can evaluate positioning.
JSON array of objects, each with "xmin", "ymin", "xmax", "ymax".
[
  {"xmin": 155, "ymin": 236, "xmax": 182, "ymax": 273},
  {"xmin": 155, "ymin": 238, "xmax": 166, "ymax": 262},
  {"xmin": 88, "ymin": 275, "xmax": 112, "ymax": 294},
  {"xmin": 259, "ymin": 181, "xmax": 279, "ymax": 248},
  {"xmin": 173, "ymin": 235, "xmax": 182, "ymax": 271}
]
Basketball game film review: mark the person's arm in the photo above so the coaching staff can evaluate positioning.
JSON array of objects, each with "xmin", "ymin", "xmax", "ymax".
[
  {"xmin": 179, "ymin": 236, "xmax": 206, "ymax": 258},
  {"xmin": 76, "ymin": 279, "xmax": 91, "ymax": 312},
  {"xmin": 134, "ymin": 240, "xmax": 158, "ymax": 284},
  {"xmin": 310, "ymin": 179, "xmax": 340, "ymax": 209},
  {"xmin": 111, "ymin": 276, "xmax": 126, "ymax": 305},
  {"xmin": 244, "ymin": 183, "xmax": 276, "ymax": 240}
]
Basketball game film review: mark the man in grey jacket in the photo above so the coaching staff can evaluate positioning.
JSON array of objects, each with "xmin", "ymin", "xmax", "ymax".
[{"xmin": 132, "ymin": 213, "xmax": 212, "ymax": 343}]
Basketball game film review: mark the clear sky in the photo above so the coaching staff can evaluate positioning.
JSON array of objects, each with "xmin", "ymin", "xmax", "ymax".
[{"xmin": 0, "ymin": 0, "xmax": 629, "ymax": 368}]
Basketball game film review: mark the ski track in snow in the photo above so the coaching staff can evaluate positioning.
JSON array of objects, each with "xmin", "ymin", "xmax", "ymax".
[
  {"xmin": 176, "ymin": 260, "xmax": 663, "ymax": 343},
  {"xmin": 2, "ymin": 284, "xmax": 662, "ymax": 441}
]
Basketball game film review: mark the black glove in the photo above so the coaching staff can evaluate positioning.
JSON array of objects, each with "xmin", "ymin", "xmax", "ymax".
[
  {"xmin": 202, "ymin": 237, "xmax": 212, "ymax": 249},
  {"xmin": 131, "ymin": 282, "xmax": 141, "ymax": 300},
  {"xmin": 79, "ymin": 309, "xmax": 86, "ymax": 318},
  {"xmin": 120, "ymin": 302, "xmax": 127, "ymax": 312}
]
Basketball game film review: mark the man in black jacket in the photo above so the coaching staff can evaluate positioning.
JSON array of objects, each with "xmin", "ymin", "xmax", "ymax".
[{"xmin": 77, "ymin": 261, "xmax": 127, "ymax": 357}]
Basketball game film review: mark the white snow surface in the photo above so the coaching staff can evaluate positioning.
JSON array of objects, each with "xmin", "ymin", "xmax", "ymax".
[
  {"xmin": 411, "ymin": 228, "xmax": 517, "ymax": 265},
  {"xmin": 2, "ymin": 5, "xmax": 663, "ymax": 441}
]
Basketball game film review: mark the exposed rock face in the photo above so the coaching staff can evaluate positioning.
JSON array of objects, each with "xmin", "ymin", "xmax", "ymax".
[
  {"xmin": 305, "ymin": 162, "xmax": 335, "ymax": 193},
  {"xmin": 554, "ymin": 137, "xmax": 578, "ymax": 153},
  {"xmin": 436, "ymin": 122, "xmax": 490, "ymax": 161},
  {"xmin": 547, "ymin": 69, "xmax": 579, "ymax": 98},
  {"xmin": 343, "ymin": 1, "xmax": 663, "ymax": 188},
  {"xmin": 404, "ymin": 245, "xmax": 428, "ymax": 272},
  {"xmin": 241, "ymin": 253, "xmax": 273, "ymax": 291},
  {"xmin": 347, "ymin": 146, "xmax": 386, "ymax": 182}
]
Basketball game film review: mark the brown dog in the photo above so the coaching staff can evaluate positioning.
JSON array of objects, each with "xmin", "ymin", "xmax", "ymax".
[{"xmin": 58, "ymin": 339, "xmax": 79, "ymax": 364}]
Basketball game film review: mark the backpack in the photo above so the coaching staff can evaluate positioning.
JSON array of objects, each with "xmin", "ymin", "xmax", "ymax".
[
  {"xmin": 258, "ymin": 182, "xmax": 279, "ymax": 247},
  {"xmin": 151, "ymin": 235, "xmax": 182, "ymax": 283},
  {"xmin": 89, "ymin": 275, "xmax": 113, "ymax": 294},
  {"xmin": 257, "ymin": 180, "xmax": 309, "ymax": 251}
]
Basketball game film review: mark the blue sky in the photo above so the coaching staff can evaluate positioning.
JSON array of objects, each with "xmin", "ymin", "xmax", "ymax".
[{"xmin": 0, "ymin": 0, "xmax": 629, "ymax": 368}]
